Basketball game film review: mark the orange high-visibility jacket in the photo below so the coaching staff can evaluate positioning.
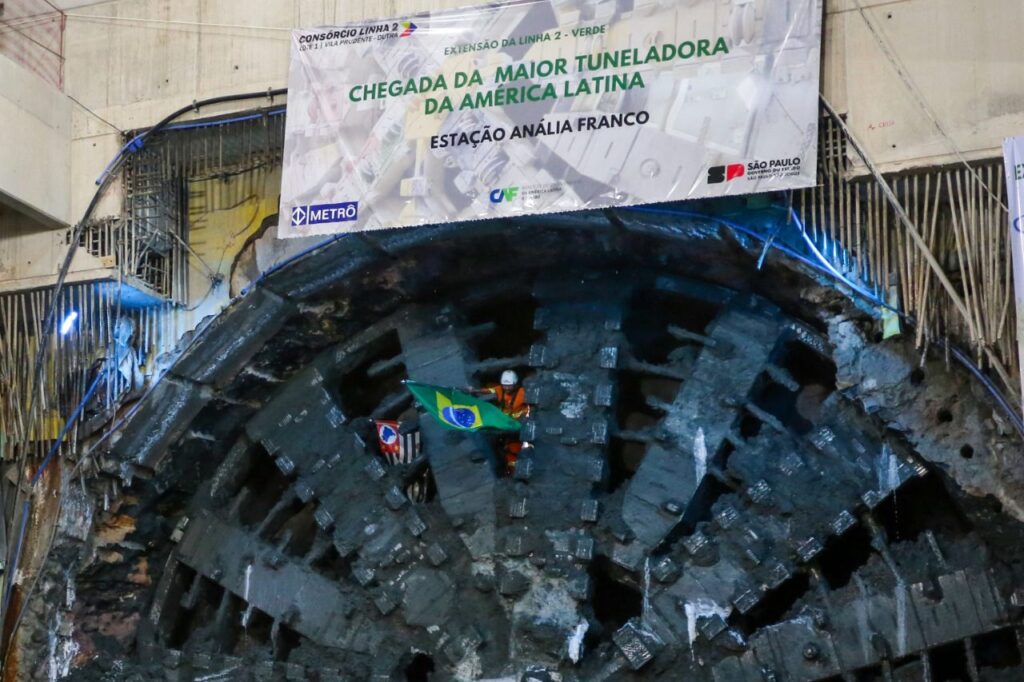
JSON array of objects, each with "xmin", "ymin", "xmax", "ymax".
[{"xmin": 485, "ymin": 385, "xmax": 529, "ymax": 419}]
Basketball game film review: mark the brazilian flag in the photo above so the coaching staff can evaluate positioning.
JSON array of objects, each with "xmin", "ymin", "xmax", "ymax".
[{"xmin": 404, "ymin": 381, "xmax": 521, "ymax": 432}]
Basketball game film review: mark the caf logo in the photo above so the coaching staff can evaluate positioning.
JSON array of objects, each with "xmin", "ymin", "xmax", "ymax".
[{"xmin": 490, "ymin": 187, "xmax": 519, "ymax": 203}]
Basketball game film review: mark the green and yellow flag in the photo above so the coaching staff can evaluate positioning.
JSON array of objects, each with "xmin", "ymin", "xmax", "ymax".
[{"xmin": 404, "ymin": 381, "xmax": 521, "ymax": 432}]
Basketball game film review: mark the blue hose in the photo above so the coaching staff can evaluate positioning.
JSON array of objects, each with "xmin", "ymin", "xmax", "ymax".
[
  {"xmin": 620, "ymin": 205, "xmax": 887, "ymax": 306},
  {"xmin": 95, "ymin": 107, "xmax": 286, "ymax": 186}
]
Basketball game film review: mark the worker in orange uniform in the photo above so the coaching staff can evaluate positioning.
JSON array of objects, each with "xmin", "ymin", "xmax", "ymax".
[
  {"xmin": 470, "ymin": 370, "xmax": 530, "ymax": 475},
  {"xmin": 485, "ymin": 370, "xmax": 530, "ymax": 419}
]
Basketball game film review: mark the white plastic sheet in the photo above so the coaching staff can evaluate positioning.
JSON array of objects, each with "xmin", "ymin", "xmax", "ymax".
[
  {"xmin": 280, "ymin": 0, "xmax": 823, "ymax": 237},
  {"xmin": 1003, "ymin": 137, "xmax": 1024, "ymax": 411}
]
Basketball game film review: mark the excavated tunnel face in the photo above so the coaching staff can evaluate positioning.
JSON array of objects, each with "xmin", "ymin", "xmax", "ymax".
[{"xmin": 37, "ymin": 215, "xmax": 1024, "ymax": 681}]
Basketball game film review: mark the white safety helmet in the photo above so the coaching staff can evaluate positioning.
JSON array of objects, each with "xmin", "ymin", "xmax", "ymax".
[{"xmin": 500, "ymin": 370, "xmax": 519, "ymax": 387}]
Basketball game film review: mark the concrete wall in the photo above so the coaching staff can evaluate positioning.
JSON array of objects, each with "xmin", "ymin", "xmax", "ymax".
[
  {"xmin": 0, "ymin": 206, "xmax": 61, "ymax": 284},
  {"xmin": 0, "ymin": 52, "xmax": 71, "ymax": 226},
  {"xmin": 0, "ymin": 204, "xmax": 113, "ymax": 292},
  {"xmin": 0, "ymin": 52, "xmax": 84, "ymax": 290},
  {"xmin": 0, "ymin": 215, "xmax": 110, "ymax": 291},
  {"xmin": 826, "ymin": 0, "xmax": 1024, "ymax": 174}
]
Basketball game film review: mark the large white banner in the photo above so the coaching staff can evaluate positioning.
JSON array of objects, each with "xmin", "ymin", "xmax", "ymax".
[
  {"xmin": 1003, "ymin": 137, "xmax": 1024, "ymax": 411},
  {"xmin": 280, "ymin": 0, "xmax": 823, "ymax": 237}
]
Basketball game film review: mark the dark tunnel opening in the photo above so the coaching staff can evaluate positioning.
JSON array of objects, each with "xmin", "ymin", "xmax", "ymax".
[{"xmin": 404, "ymin": 652, "xmax": 436, "ymax": 682}]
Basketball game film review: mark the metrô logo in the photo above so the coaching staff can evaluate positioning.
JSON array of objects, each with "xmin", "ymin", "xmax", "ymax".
[
  {"xmin": 489, "ymin": 187, "xmax": 519, "ymax": 203},
  {"xmin": 290, "ymin": 201, "xmax": 359, "ymax": 226},
  {"xmin": 707, "ymin": 164, "xmax": 746, "ymax": 184}
]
